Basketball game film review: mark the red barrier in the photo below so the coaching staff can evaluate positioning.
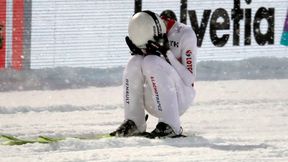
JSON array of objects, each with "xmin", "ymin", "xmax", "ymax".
[
  {"xmin": 0, "ymin": 0, "xmax": 6, "ymax": 69},
  {"xmin": 12, "ymin": 0, "xmax": 24, "ymax": 70}
]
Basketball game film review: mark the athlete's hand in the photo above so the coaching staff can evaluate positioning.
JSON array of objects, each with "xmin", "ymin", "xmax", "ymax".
[
  {"xmin": 125, "ymin": 36, "xmax": 143, "ymax": 55},
  {"xmin": 146, "ymin": 34, "xmax": 169, "ymax": 57}
]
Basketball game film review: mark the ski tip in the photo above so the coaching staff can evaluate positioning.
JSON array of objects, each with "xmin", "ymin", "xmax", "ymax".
[
  {"xmin": 0, "ymin": 135, "xmax": 19, "ymax": 140},
  {"xmin": 0, "ymin": 135, "xmax": 37, "ymax": 145}
]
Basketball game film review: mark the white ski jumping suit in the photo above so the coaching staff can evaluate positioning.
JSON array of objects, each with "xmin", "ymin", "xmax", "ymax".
[{"xmin": 123, "ymin": 21, "xmax": 197, "ymax": 134}]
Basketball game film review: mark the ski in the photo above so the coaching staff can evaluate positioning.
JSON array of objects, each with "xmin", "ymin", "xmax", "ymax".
[
  {"xmin": 0, "ymin": 135, "xmax": 38, "ymax": 145},
  {"xmin": 0, "ymin": 134, "xmax": 112, "ymax": 145},
  {"xmin": 0, "ymin": 133, "xmax": 186, "ymax": 146}
]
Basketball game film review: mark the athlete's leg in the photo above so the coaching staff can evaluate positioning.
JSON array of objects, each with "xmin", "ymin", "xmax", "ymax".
[
  {"xmin": 123, "ymin": 55, "xmax": 146, "ymax": 132},
  {"xmin": 142, "ymin": 55, "xmax": 184, "ymax": 134}
]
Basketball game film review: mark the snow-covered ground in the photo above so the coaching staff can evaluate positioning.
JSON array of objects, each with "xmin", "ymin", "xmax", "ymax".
[
  {"xmin": 0, "ymin": 79, "xmax": 287, "ymax": 162},
  {"xmin": 1, "ymin": 57, "xmax": 288, "ymax": 92}
]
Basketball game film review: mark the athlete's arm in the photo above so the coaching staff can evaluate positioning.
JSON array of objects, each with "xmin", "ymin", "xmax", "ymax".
[
  {"xmin": 180, "ymin": 28, "xmax": 197, "ymax": 81},
  {"xmin": 167, "ymin": 29, "xmax": 197, "ymax": 87},
  {"xmin": 166, "ymin": 50, "xmax": 195, "ymax": 87}
]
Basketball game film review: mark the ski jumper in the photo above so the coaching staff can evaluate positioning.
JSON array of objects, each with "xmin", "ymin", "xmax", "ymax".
[{"xmin": 123, "ymin": 21, "xmax": 197, "ymax": 134}]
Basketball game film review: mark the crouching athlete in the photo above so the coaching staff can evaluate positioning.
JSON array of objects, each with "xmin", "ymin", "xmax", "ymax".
[{"xmin": 110, "ymin": 10, "xmax": 197, "ymax": 138}]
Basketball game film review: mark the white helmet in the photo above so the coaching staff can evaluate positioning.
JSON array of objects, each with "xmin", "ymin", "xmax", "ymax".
[{"xmin": 128, "ymin": 11, "xmax": 166, "ymax": 49}]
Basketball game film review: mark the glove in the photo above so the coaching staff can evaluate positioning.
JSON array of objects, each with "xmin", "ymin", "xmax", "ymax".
[
  {"xmin": 125, "ymin": 36, "xmax": 143, "ymax": 55},
  {"xmin": 146, "ymin": 34, "xmax": 169, "ymax": 57}
]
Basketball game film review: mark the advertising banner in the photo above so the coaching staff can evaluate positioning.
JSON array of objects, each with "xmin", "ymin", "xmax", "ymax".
[
  {"xmin": 185, "ymin": 0, "xmax": 288, "ymax": 61},
  {"xmin": 281, "ymin": 10, "xmax": 288, "ymax": 46}
]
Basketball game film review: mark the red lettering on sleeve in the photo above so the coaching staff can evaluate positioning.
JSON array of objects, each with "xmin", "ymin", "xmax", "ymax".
[{"xmin": 185, "ymin": 50, "xmax": 193, "ymax": 73}]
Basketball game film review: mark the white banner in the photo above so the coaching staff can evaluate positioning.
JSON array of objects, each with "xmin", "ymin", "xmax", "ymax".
[{"xmin": 29, "ymin": 0, "xmax": 288, "ymax": 68}]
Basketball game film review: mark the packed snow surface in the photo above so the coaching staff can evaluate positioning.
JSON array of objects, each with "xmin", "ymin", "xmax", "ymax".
[
  {"xmin": 0, "ymin": 79, "xmax": 288, "ymax": 162},
  {"xmin": 1, "ymin": 57, "xmax": 288, "ymax": 161}
]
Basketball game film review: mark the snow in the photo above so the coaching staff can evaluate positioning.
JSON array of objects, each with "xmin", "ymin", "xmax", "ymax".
[
  {"xmin": 0, "ymin": 78, "xmax": 288, "ymax": 162},
  {"xmin": 1, "ymin": 57, "xmax": 288, "ymax": 161}
]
